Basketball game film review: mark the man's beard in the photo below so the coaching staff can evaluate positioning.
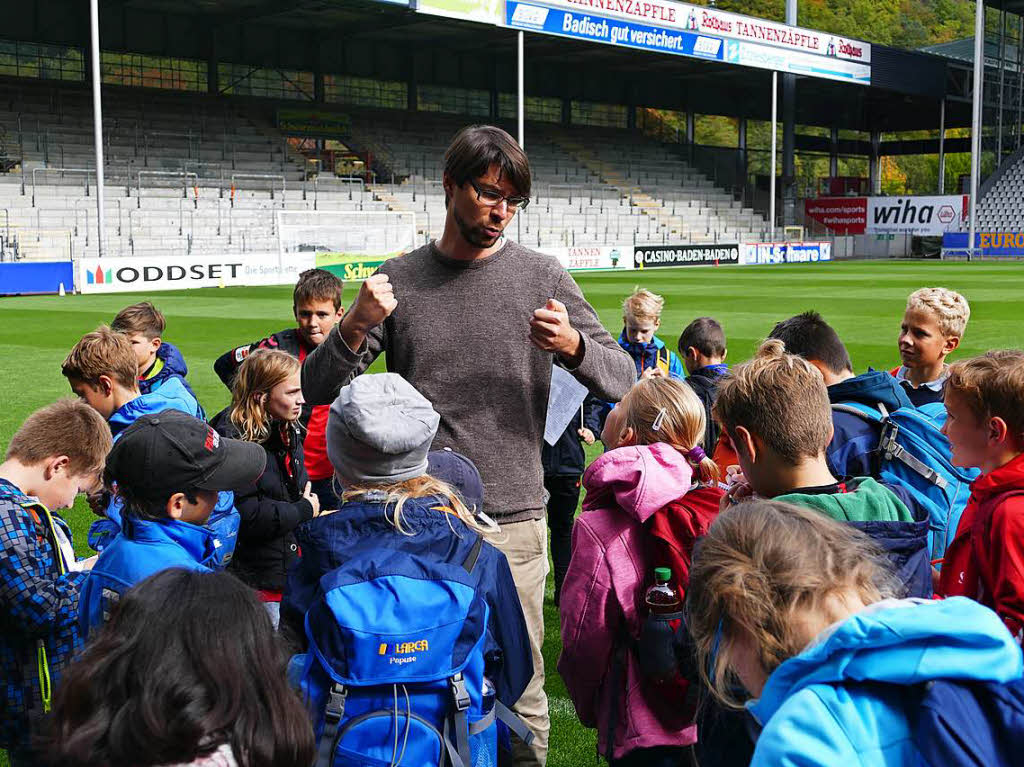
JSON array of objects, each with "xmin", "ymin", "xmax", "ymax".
[{"xmin": 454, "ymin": 205, "xmax": 502, "ymax": 248}]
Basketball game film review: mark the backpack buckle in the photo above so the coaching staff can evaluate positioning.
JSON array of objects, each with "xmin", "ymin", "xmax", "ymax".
[
  {"xmin": 325, "ymin": 683, "xmax": 348, "ymax": 723},
  {"xmin": 450, "ymin": 673, "xmax": 470, "ymax": 712}
]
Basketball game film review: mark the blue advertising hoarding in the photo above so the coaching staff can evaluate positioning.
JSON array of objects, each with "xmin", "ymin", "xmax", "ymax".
[
  {"xmin": 943, "ymin": 232, "xmax": 1024, "ymax": 257},
  {"xmin": 507, "ymin": 1, "xmax": 725, "ymax": 62}
]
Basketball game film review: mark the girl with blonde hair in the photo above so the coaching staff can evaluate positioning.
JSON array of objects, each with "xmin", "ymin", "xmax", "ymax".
[
  {"xmin": 281, "ymin": 373, "xmax": 533, "ymax": 718},
  {"xmin": 212, "ymin": 348, "xmax": 323, "ymax": 626},
  {"xmin": 558, "ymin": 376, "xmax": 724, "ymax": 766},
  {"xmin": 687, "ymin": 498, "xmax": 1023, "ymax": 767}
]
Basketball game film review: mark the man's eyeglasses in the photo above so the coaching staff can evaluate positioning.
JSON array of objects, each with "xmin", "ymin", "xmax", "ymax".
[{"xmin": 469, "ymin": 180, "xmax": 530, "ymax": 211}]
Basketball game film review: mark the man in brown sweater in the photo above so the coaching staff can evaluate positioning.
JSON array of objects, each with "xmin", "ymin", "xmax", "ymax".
[{"xmin": 302, "ymin": 125, "xmax": 635, "ymax": 765}]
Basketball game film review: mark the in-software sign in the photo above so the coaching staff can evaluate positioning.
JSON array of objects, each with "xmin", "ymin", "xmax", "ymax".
[
  {"xmin": 79, "ymin": 253, "xmax": 314, "ymax": 294},
  {"xmin": 634, "ymin": 243, "xmax": 739, "ymax": 268}
]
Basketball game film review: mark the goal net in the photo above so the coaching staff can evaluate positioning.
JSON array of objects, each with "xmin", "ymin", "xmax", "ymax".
[{"xmin": 276, "ymin": 210, "xmax": 419, "ymax": 280}]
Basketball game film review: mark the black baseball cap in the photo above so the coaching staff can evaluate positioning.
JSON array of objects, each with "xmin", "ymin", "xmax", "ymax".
[
  {"xmin": 428, "ymin": 448, "xmax": 484, "ymax": 514},
  {"xmin": 106, "ymin": 410, "xmax": 266, "ymax": 502}
]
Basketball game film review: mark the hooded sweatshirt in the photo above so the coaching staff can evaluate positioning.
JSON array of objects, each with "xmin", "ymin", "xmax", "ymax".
[
  {"xmin": 558, "ymin": 443, "xmax": 723, "ymax": 759},
  {"xmin": 939, "ymin": 452, "xmax": 1024, "ymax": 641},
  {"xmin": 139, "ymin": 341, "xmax": 204, "ymax": 418},
  {"xmin": 748, "ymin": 597, "xmax": 1023, "ymax": 767},
  {"xmin": 777, "ymin": 478, "xmax": 932, "ymax": 598},
  {"xmin": 826, "ymin": 370, "xmax": 914, "ymax": 479}
]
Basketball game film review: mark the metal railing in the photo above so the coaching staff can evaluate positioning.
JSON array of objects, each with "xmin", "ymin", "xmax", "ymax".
[
  {"xmin": 31, "ymin": 167, "xmax": 94, "ymax": 206},
  {"xmin": 136, "ymin": 171, "xmax": 198, "ymax": 207}
]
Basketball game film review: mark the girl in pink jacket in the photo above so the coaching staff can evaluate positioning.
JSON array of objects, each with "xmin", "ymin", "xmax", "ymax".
[{"xmin": 558, "ymin": 377, "xmax": 723, "ymax": 766}]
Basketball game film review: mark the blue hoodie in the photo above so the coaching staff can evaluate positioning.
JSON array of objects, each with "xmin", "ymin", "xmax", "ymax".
[
  {"xmin": 139, "ymin": 341, "xmax": 205, "ymax": 418},
  {"xmin": 617, "ymin": 331, "xmax": 685, "ymax": 380},
  {"xmin": 79, "ymin": 515, "xmax": 221, "ymax": 638},
  {"xmin": 748, "ymin": 598, "xmax": 1024, "ymax": 767},
  {"xmin": 826, "ymin": 370, "xmax": 914, "ymax": 479}
]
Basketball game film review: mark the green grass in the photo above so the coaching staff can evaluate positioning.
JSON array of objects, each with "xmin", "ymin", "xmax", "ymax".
[{"xmin": 1, "ymin": 260, "xmax": 1023, "ymax": 767}]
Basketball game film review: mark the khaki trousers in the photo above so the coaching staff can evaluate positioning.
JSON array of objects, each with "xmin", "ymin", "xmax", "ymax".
[{"xmin": 494, "ymin": 516, "xmax": 550, "ymax": 766}]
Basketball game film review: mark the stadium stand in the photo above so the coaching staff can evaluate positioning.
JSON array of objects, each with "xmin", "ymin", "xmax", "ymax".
[
  {"xmin": 976, "ymin": 144, "xmax": 1024, "ymax": 232},
  {"xmin": 0, "ymin": 80, "xmax": 766, "ymax": 261}
]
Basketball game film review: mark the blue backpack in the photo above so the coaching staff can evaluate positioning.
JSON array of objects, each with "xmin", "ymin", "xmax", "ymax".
[
  {"xmin": 831, "ymin": 402, "xmax": 979, "ymax": 560},
  {"xmin": 917, "ymin": 678, "xmax": 1024, "ymax": 766},
  {"xmin": 291, "ymin": 539, "xmax": 533, "ymax": 767}
]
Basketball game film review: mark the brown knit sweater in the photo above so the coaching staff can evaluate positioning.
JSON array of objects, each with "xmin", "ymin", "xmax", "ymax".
[{"xmin": 302, "ymin": 240, "xmax": 635, "ymax": 523}]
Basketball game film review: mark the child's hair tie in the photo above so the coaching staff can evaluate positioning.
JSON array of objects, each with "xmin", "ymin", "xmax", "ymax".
[
  {"xmin": 686, "ymin": 445, "xmax": 707, "ymax": 464},
  {"xmin": 652, "ymin": 407, "xmax": 668, "ymax": 432}
]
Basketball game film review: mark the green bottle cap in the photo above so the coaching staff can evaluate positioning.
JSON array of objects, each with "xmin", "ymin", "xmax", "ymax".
[{"xmin": 654, "ymin": 567, "xmax": 672, "ymax": 583}]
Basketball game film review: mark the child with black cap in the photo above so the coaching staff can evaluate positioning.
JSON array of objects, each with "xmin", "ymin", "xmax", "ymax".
[
  {"xmin": 282, "ymin": 373, "xmax": 533, "ymax": 715},
  {"xmin": 78, "ymin": 410, "xmax": 266, "ymax": 638}
]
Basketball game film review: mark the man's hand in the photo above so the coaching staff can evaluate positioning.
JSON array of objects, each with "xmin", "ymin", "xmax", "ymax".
[
  {"xmin": 578, "ymin": 428, "xmax": 596, "ymax": 445},
  {"xmin": 339, "ymin": 274, "xmax": 397, "ymax": 352},
  {"xmin": 530, "ymin": 299, "xmax": 583, "ymax": 364},
  {"xmin": 719, "ymin": 465, "xmax": 753, "ymax": 512},
  {"xmin": 641, "ymin": 367, "xmax": 666, "ymax": 379}
]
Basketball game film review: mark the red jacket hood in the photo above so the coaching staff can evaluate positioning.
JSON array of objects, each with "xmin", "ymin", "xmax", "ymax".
[
  {"xmin": 582, "ymin": 443, "xmax": 695, "ymax": 525},
  {"xmin": 972, "ymin": 453, "xmax": 1024, "ymax": 502}
]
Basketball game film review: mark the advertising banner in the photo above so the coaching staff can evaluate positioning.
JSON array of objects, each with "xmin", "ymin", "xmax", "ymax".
[
  {"xmin": 805, "ymin": 196, "xmax": 968, "ymax": 236},
  {"xmin": 416, "ymin": 0, "xmax": 505, "ymax": 24},
  {"xmin": 505, "ymin": 0, "xmax": 870, "ymax": 83},
  {"xmin": 315, "ymin": 252, "xmax": 389, "ymax": 281},
  {"xmin": 634, "ymin": 243, "xmax": 740, "ymax": 268},
  {"xmin": 740, "ymin": 241, "xmax": 832, "ymax": 264},
  {"xmin": 507, "ymin": 1, "xmax": 725, "ymax": 62},
  {"xmin": 79, "ymin": 253, "xmax": 315, "ymax": 294},
  {"xmin": 942, "ymin": 232, "xmax": 1024, "ymax": 257},
  {"xmin": 275, "ymin": 109, "xmax": 351, "ymax": 138},
  {"xmin": 537, "ymin": 0, "xmax": 869, "ymax": 61},
  {"xmin": 545, "ymin": 245, "xmax": 635, "ymax": 271}
]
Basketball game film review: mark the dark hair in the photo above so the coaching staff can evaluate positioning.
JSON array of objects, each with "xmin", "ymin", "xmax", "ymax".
[
  {"xmin": 443, "ymin": 125, "xmax": 531, "ymax": 205},
  {"xmin": 679, "ymin": 316, "xmax": 727, "ymax": 358},
  {"xmin": 39, "ymin": 569, "xmax": 314, "ymax": 767},
  {"xmin": 109, "ymin": 477, "xmax": 202, "ymax": 522},
  {"xmin": 768, "ymin": 311, "xmax": 853, "ymax": 376},
  {"xmin": 293, "ymin": 268, "xmax": 343, "ymax": 312}
]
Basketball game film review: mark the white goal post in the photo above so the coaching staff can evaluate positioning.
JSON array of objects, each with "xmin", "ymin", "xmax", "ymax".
[{"xmin": 276, "ymin": 210, "xmax": 419, "ymax": 280}]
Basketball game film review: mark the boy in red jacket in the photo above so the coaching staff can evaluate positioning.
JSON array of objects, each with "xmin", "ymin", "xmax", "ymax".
[{"xmin": 939, "ymin": 350, "xmax": 1024, "ymax": 643}]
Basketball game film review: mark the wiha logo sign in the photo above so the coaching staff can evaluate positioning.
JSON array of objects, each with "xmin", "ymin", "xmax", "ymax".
[{"xmin": 867, "ymin": 195, "xmax": 967, "ymax": 235}]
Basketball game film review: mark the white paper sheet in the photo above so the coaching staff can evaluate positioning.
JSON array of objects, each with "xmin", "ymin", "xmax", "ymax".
[{"xmin": 544, "ymin": 364, "xmax": 590, "ymax": 446}]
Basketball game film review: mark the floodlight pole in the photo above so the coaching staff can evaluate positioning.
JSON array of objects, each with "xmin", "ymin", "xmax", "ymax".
[
  {"xmin": 968, "ymin": 0, "xmax": 985, "ymax": 262},
  {"xmin": 770, "ymin": 70, "xmax": 778, "ymax": 242},
  {"xmin": 89, "ymin": 0, "xmax": 106, "ymax": 258},
  {"xmin": 517, "ymin": 31, "xmax": 525, "ymax": 149},
  {"xmin": 938, "ymin": 98, "xmax": 946, "ymax": 194}
]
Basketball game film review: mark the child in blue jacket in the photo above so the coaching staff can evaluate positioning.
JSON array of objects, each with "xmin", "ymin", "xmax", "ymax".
[
  {"xmin": 686, "ymin": 499, "xmax": 1023, "ymax": 767},
  {"xmin": 79, "ymin": 410, "xmax": 265, "ymax": 638},
  {"xmin": 111, "ymin": 301, "xmax": 204, "ymax": 416},
  {"xmin": 282, "ymin": 373, "xmax": 533, "ymax": 713},
  {"xmin": 618, "ymin": 288, "xmax": 684, "ymax": 380}
]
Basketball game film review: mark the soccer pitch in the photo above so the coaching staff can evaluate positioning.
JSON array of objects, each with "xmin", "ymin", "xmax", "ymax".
[{"xmin": 1, "ymin": 259, "xmax": 1022, "ymax": 767}]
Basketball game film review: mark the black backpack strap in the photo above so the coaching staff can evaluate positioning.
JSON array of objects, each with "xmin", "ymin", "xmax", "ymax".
[
  {"xmin": 461, "ymin": 535, "xmax": 484, "ymax": 574},
  {"xmin": 316, "ymin": 683, "xmax": 347, "ymax": 767}
]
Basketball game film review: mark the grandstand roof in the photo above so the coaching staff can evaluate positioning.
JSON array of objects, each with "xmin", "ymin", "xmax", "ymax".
[{"xmin": 23, "ymin": 0, "xmax": 973, "ymax": 132}]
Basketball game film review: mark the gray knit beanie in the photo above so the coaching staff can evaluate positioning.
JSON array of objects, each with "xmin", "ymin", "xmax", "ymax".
[{"xmin": 326, "ymin": 373, "xmax": 440, "ymax": 486}]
